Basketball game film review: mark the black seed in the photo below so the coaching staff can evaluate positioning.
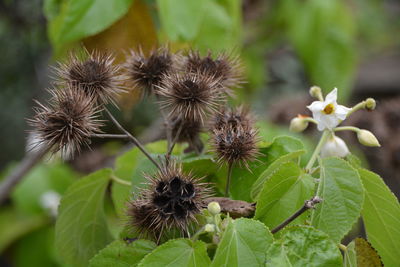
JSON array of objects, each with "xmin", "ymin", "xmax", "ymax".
[
  {"xmin": 153, "ymin": 195, "xmax": 170, "ymax": 208},
  {"xmin": 169, "ymin": 177, "xmax": 182, "ymax": 194},
  {"xmin": 156, "ymin": 181, "xmax": 166, "ymax": 193},
  {"xmin": 182, "ymin": 183, "xmax": 195, "ymax": 198}
]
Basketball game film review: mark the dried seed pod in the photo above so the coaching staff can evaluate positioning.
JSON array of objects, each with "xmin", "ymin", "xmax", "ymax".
[
  {"xmin": 170, "ymin": 117, "xmax": 204, "ymax": 153},
  {"xmin": 211, "ymin": 107, "xmax": 259, "ymax": 168},
  {"xmin": 212, "ymin": 124, "xmax": 259, "ymax": 168},
  {"xmin": 212, "ymin": 105, "xmax": 254, "ymax": 131},
  {"xmin": 126, "ymin": 163, "xmax": 210, "ymax": 240},
  {"xmin": 157, "ymin": 72, "xmax": 225, "ymax": 122},
  {"xmin": 28, "ymin": 87, "xmax": 102, "ymax": 158},
  {"xmin": 185, "ymin": 50, "xmax": 243, "ymax": 94},
  {"xmin": 125, "ymin": 47, "xmax": 175, "ymax": 96},
  {"xmin": 54, "ymin": 50, "xmax": 125, "ymax": 105}
]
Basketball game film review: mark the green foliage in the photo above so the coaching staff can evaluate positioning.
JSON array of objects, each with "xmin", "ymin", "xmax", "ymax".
[
  {"xmin": 89, "ymin": 239, "xmax": 156, "ymax": 267},
  {"xmin": 211, "ymin": 218, "xmax": 273, "ymax": 267},
  {"xmin": 311, "ymin": 157, "xmax": 364, "ymax": 243},
  {"xmin": 55, "ymin": 169, "xmax": 113, "ymax": 267},
  {"xmin": 344, "ymin": 238, "xmax": 383, "ymax": 267},
  {"xmin": 251, "ymin": 150, "xmax": 305, "ymax": 200},
  {"xmin": 276, "ymin": 0, "xmax": 356, "ymax": 101},
  {"xmin": 357, "ymin": 168, "xmax": 400, "ymax": 267},
  {"xmin": 266, "ymin": 226, "xmax": 343, "ymax": 267},
  {"xmin": 138, "ymin": 239, "xmax": 211, "ymax": 266},
  {"xmin": 255, "ymin": 162, "xmax": 314, "ymax": 230},
  {"xmin": 12, "ymin": 161, "xmax": 76, "ymax": 215},
  {"xmin": 231, "ymin": 135, "xmax": 304, "ymax": 202},
  {"xmin": 46, "ymin": 0, "xmax": 133, "ymax": 54},
  {"xmin": 0, "ymin": 208, "xmax": 48, "ymax": 252}
]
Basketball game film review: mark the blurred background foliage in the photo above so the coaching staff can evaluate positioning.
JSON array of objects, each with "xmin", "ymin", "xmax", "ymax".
[{"xmin": 0, "ymin": 0, "xmax": 400, "ymax": 266}]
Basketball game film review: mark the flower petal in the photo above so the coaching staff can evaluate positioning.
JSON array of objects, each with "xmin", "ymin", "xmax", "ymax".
[
  {"xmin": 325, "ymin": 88, "xmax": 338, "ymax": 103},
  {"xmin": 335, "ymin": 105, "xmax": 351, "ymax": 120},
  {"xmin": 307, "ymin": 101, "xmax": 324, "ymax": 113}
]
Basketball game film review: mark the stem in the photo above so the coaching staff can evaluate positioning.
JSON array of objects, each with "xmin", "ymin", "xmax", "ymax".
[
  {"xmin": 338, "ymin": 244, "xmax": 347, "ymax": 252},
  {"xmin": 167, "ymin": 120, "xmax": 183, "ymax": 158},
  {"xmin": 347, "ymin": 101, "xmax": 365, "ymax": 117},
  {"xmin": 334, "ymin": 126, "xmax": 360, "ymax": 133},
  {"xmin": 0, "ymin": 146, "xmax": 49, "ymax": 204},
  {"xmin": 91, "ymin": 133, "xmax": 129, "ymax": 139},
  {"xmin": 305, "ymin": 130, "xmax": 330, "ymax": 172},
  {"xmin": 111, "ymin": 175, "xmax": 132, "ymax": 187},
  {"xmin": 225, "ymin": 162, "xmax": 234, "ymax": 197},
  {"xmin": 191, "ymin": 226, "xmax": 205, "ymax": 241},
  {"xmin": 104, "ymin": 108, "xmax": 161, "ymax": 170},
  {"xmin": 156, "ymin": 95, "xmax": 172, "ymax": 152},
  {"xmin": 303, "ymin": 117, "xmax": 318, "ymax": 124},
  {"xmin": 271, "ymin": 196, "xmax": 322, "ymax": 234}
]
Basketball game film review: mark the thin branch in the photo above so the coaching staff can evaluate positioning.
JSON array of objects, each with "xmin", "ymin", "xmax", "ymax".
[
  {"xmin": 225, "ymin": 162, "xmax": 234, "ymax": 197},
  {"xmin": 271, "ymin": 196, "xmax": 322, "ymax": 234},
  {"xmin": 91, "ymin": 133, "xmax": 129, "ymax": 139},
  {"xmin": 0, "ymin": 146, "xmax": 49, "ymax": 204},
  {"xmin": 202, "ymin": 197, "xmax": 255, "ymax": 218},
  {"xmin": 104, "ymin": 108, "xmax": 161, "ymax": 170},
  {"xmin": 166, "ymin": 119, "xmax": 183, "ymax": 159}
]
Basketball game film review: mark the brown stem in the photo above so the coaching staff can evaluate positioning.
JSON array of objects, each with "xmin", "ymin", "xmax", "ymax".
[
  {"xmin": 166, "ymin": 120, "xmax": 183, "ymax": 159},
  {"xmin": 104, "ymin": 108, "xmax": 161, "ymax": 170},
  {"xmin": 271, "ymin": 196, "xmax": 322, "ymax": 234},
  {"xmin": 91, "ymin": 133, "xmax": 129, "ymax": 139},
  {"xmin": 225, "ymin": 162, "xmax": 234, "ymax": 197},
  {"xmin": 0, "ymin": 146, "xmax": 49, "ymax": 204}
]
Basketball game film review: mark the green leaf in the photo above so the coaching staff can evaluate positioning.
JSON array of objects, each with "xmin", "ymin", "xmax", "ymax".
[
  {"xmin": 230, "ymin": 135, "xmax": 304, "ymax": 202},
  {"xmin": 112, "ymin": 148, "xmax": 141, "ymax": 218},
  {"xmin": 266, "ymin": 226, "xmax": 342, "ymax": 267},
  {"xmin": 138, "ymin": 239, "xmax": 210, "ymax": 266},
  {"xmin": 12, "ymin": 161, "xmax": 76, "ymax": 215},
  {"xmin": 311, "ymin": 157, "xmax": 364, "ymax": 243},
  {"xmin": 0, "ymin": 208, "xmax": 48, "ymax": 253},
  {"xmin": 255, "ymin": 162, "xmax": 314, "ymax": 230},
  {"xmin": 55, "ymin": 169, "xmax": 113, "ymax": 267},
  {"xmin": 344, "ymin": 238, "xmax": 383, "ymax": 267},
  {"xmin": 157, "ymin": 0, "xmax": 208, "ymax": 40},
  {"xmin": 49, "ymin": 0, "xmax": 133, "ymax": 52},
  {"xmin": 193, "ymin": 0, "xmax": 242, "ymax": 52},
  {"xmin": 14, "ymin": 227, "xmax": 58, "ymax": 267},
  {"xmin": 344, "ymin": 240, "xmax": 357, "ymax": 267},
  {"xmin": 211, "ymin": 218, "xmax": 273, "ymax": 267},
  {"xmin": 283, "ymin": 0, "xmax": 356, "ymax": 101},
  {"xmin": 89, "ymin": 239, "xmax": 156, "ymax": 267},
  {"xmin": 251, "ymin": 150, "xmax": 305, "ymax": 200},
  {"xmin": 357, "ymin": 168, "xmax": 400, "ymax": 267}
]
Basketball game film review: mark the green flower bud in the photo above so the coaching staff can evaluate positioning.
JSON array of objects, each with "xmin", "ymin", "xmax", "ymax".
[
  {"xmin": 289, "ymin": 117, "xmax": 309, "ymax": 133},
  {"xmin": 365, "ymin": 98, "xmax": 376, "ymax": 111},
  {"xmin": 309, "ymin": 86, "xmax": 323, "ymax": 100},
  {"xmin": 204, "ymin": 224, "xmax": 215, "ymax": 233},
  {"xmin": 207, "ymin": 201, "xmax": 221, "ymax": 215},
  {"xmin": 357, "ymin": 130, "xmax": 380, "ymax": 147}
]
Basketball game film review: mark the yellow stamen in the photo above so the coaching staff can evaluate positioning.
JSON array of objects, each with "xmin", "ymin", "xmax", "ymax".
[{"xmin": 323, "ymin": 103, "xmax": 335, "ymax": 114}]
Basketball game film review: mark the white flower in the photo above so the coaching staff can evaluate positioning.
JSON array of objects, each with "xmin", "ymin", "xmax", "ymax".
[
  {"xmin": 321, "ymin": 136, "xmax": 349, "ymax": 158},
  {"xmin": 40, "ymin": 190, "xmax": 61, "ymax": 217},
  {"xmin": 307, "ymin": 88, "xmax": 351, "ymax": 131}
]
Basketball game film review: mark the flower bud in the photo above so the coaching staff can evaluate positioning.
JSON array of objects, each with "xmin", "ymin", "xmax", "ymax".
[
  {"xmin": 204, "ymin": 224, "xmax": 215, "ymax": 233},
  {"xmin": 321, "ymin": 136, "xmax": 350, "ymax": 158},
  {"xmin": 365, "ymin": 98, "xmax": 376, "ymax": 111},
  {"xmin": 207, "ymin": 201, "xmax": 221, "ymax": 215},
  {"xmin": 309, "ymin": 86, "xmax": 323, "ymax": 99},
  {"xmin": 357, "ymin": 130, "xmax": 380, "ymax": 147},
  {"xmin": 289, "ymin": 117, "xmax": 309, "ymax": 133}
]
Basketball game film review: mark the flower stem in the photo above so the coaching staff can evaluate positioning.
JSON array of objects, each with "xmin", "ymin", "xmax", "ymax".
[
  {"xmin": 334, "ymin": 126, "xmax": 360, "ymax": 133},
  {"xmin": 166, "ymin": 119, "xmax": 183, "ymax": 162},
  {"xmin": 191, "ymin": 226, "xmax": 205, "ymax": 241},
  {"xmin": 111, "ymin": 175, "xmax": 132, "ymax": 187},
  {"xmin": 225, "ymin": 162, "xmax": 234, "ymax": 197},
  {"xmin": 105, "ymin": 108, "xmax": 161, "ymax": 170},
  {"xmin": 305, "ymin": 130, "xmax": 330, "ymax": 172},
  {"xmin": 347, "ymin": 101, "xmax": 365, "ymax": 117}
]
